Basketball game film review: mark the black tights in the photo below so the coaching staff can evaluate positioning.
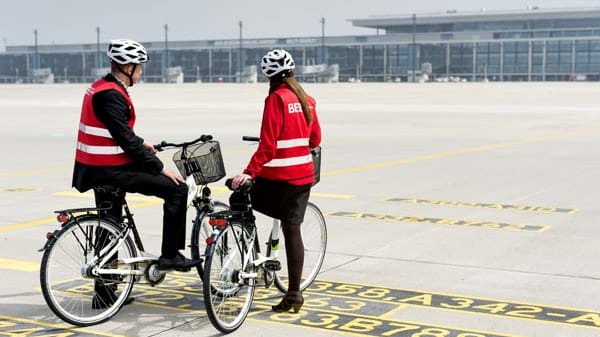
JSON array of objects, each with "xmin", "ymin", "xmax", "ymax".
[{"xmin": 282, "ymin": 222, "xmax": 304, "ymax": 293}]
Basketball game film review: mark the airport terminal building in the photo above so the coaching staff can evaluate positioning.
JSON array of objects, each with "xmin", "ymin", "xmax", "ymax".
[{"xmin": 2, "ymin": 7, "xmax": 600, "ymax": 83}]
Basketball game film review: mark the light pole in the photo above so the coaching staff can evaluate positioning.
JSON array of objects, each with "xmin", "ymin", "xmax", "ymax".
[
  {"xmin": 321, "ymin": 17, "xmax": 326, "ymax": 65},
  {"xmin": 2, "ymin": 38, "xmax": 6, "ymax": 53},
  {"xmin": 96, "ymin": 27, "xmax": 100, "ymax": 68},
  {"xmin": 34, "ymin": 29, "xmax": 39, "ymax": 70},
  {"xmin": 164, "ymin": 24, "xmax": 169, "ymax": 83},
  {"xmin": 412, "ymin": 13, "xmax": 416, "ymax": 83},
  {"xmin": 238, "ymin": 20, "xmax": 243, "ymax": 83}
]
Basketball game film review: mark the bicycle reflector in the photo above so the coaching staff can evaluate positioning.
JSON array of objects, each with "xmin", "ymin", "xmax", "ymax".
[
  {"xmin": 56, "ymin": 213, "xmax": 68, "ymax": 223},
  {"xmin": 208, "ymin": 217, "xmax": 227, "ymax": 227}
]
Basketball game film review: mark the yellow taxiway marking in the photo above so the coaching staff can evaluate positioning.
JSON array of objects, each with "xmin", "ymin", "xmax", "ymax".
[
  {"xmin": 321, "ymin": 126, "xmax": 600, "ymax": 177},
  {"xmin": 0, "ymin": 217, "xmax": 56, "ymax": 232},
  {"xmin": 0, "ymin": 194, "xmax": 169, "ymax": 233},
  {"xmin": 0, "ymin": 166, "xmax": 71, "ymax": 179},
  {"xmin": 311, "ymin": 192, "xmax": 355, "ymax": 199},
  {"xmin": 0, "ymin": 258, "xmax": 39, "ymax": 272},
  {"xmin": 0, "ymin": 314, "xmax": 129, "ymax": 337}
]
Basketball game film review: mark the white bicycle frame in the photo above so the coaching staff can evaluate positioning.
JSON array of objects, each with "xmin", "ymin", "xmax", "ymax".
[{"xmin": 219, "ymin": 218, "xmax": 282, "ymax": 283}]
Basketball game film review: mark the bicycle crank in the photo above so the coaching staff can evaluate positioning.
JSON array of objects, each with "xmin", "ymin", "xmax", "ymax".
[{"xmin": 145, "ymin": 262, "xmax": 167, "ymax": 286}]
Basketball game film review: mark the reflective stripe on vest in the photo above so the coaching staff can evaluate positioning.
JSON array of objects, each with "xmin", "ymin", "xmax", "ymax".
[
  {"xmin": 77, "ymin": 142, "xmax": 125, "ymax": 155},
  {"xmin": 264, "ymin": 137, "xmax": 310, "ymax": 167},
  {"xmin": 264, "ymin": 154, "xmax": 312, "ymax": 167},
  {"xmin": 277, "ymin": 138, "xmax": 309, "ymax": 149},
  {"xmin": 79, "ymin": 122, "xmax": 112, "ymax": 138},
  {"xmin": 75, "ymin": 78, "xmax": 136, "ymax": 166}
]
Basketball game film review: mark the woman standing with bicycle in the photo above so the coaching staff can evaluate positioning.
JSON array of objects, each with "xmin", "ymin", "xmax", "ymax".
[{"xmin": 231, "ymin": 49, "xmax": 321, "ymax": 313}]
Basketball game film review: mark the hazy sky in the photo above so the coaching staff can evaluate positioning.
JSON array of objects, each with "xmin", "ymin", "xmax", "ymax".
[{"xmin": 2, "ymin": 0, "xmax": 600, "ymax": 49}]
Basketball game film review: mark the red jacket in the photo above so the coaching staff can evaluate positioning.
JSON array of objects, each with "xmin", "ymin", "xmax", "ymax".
[
  {"xmin": 75, "ymin": 78, "xmax": 136, "ymax": 166},
  {"xmin": 244, "ymin": 83, "xmax": 321, "ymax": 186}
]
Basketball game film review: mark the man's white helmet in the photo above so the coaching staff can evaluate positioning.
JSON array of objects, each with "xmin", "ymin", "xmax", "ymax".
[
  {"xmin": 261, "ymin": 49, "xmax": 295, "ymax": 77},
  {"xmin": 107, "ymin": 39, "xmax": 148, "ymax": 65}
]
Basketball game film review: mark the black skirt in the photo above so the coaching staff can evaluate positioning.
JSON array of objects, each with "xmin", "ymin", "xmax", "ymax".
[{"xmin": 250, "ymin": 177, "xmax": 311, "ymax": 224}]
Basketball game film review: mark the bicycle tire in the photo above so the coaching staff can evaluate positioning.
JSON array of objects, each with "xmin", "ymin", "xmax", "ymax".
[
  {"xmin": 203, "ymin": 222, "xmax": 256, "ymax": 333},
  {"xmin": 269, "ymin": 202, "xmax": 327, "ymax": 293},
  {"xmin": 190, "ymin": 200, "xmax": 229, "ymax": 280},
  {"xmin": 40, "ymin": 215, "xmax": 137, "ymax": 326}
]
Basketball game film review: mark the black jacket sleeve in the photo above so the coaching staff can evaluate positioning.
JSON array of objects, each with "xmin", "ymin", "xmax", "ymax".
[{"xmin": 92, "ymin": 89, "xmax": 164, "ymax": 174}]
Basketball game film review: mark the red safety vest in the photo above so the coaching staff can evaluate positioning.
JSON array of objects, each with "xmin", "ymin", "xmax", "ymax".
[
  {"xmin": 75, "ymin": 78, "xmax": 136, "ymax": 166},
  {"xmin": 254, "ymin": 86, "xmax": 318, "ymax": 185}
]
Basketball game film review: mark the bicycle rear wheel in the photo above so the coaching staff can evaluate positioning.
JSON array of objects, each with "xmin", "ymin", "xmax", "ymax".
[
  {"xmin": 190, "ymin": 200, "xmax": 229, "ymax": 279},
  {"xmin": 203, "ymin": 223, "xmax": 255, "ymax": 333},
  {"xmin": 40, "ymin": 215, "xmax": 136, "ymax": 326},
  {"xmin": 270, "ymin": 202, "xmax": 327, "ymax": 293}
]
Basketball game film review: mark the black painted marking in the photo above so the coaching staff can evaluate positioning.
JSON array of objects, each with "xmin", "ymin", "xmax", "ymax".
[
  {"xmin": 386, "ymin": 198, "xmax": 577, "ymax": 214},
  {"xmin": 328, "ymin": 210, "xmax": 547, "ymax": 232}
]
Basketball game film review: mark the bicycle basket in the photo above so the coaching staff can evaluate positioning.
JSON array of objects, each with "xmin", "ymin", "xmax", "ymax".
[
  {"xmin": 311, "ymin": 146, "xmax": 321, "ymax": 186},
  {"xmin": 172, "ymin": 141, "xmax": 226, "ymax": 185}
]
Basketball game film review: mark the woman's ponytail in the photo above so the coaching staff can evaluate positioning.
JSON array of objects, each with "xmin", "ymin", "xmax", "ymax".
[{"xmin": 281, "ymin": 75, "xmax": 313, "ymax": 125}]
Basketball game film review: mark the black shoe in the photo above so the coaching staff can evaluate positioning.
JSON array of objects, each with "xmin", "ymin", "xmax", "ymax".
[
  {"xmin": 91, "ymin": 290, "xmax": 135, "ymax": 310},
  {"xmin": 158, "ymin": 252, "xmax": 201, "ymax": 272}
]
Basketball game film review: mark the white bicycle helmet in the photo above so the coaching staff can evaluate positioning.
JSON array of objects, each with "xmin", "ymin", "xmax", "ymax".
[
  {"xmin": 107, "ymin": 39, "xmax": 148, "ymax": 65},
  {"xmin": 261, "ymin": 49, "xmax": 295, "ymax": 77}
]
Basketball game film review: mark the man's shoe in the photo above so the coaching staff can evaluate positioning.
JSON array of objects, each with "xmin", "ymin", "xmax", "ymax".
[{"xmin": 158, "ymin": 252, "xmax": 201, "ymax": 272}]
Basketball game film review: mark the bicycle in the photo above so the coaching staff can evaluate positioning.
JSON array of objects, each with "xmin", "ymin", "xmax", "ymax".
[
  {"xmin": 39, "ymin": 135, "xmax": 227, "ymax": 326},
  {"xmin": 201, "ymin": 136, "xmax": 327, "ymax": 333}
]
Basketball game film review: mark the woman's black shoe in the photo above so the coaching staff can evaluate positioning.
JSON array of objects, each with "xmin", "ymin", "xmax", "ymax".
[{"xmin": 272, "ymin": 292, "xmax": 304, "ymax": 313}]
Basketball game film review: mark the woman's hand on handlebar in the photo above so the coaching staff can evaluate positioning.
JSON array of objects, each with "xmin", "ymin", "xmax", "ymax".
[
  {"xmin": 161, "ymin": 167, "xmax": 186, "ymax": 185},
  {"xmin": 231, "ymin": 173, "xmax": 252, "ymax": 190}
]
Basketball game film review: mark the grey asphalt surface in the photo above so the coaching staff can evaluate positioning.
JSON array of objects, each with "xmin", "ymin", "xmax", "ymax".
[{"xmin": 0, "ymin": 82, "xmax": 599, "ymax": 337}]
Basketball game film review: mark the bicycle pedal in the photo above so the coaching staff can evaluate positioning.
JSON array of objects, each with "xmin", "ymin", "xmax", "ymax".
[{"xmin": 264, "ymin": 260, "xmax": 281, "ymax": 272}]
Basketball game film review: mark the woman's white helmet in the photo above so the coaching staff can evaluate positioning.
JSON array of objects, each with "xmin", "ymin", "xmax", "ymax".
[
  {"xmin": 261, "ymin": 49, "xmax": 295, "ymax": 77},
  {"xmin": 107, "ymin": 39, "xmax": 148, "ymax": 65}
]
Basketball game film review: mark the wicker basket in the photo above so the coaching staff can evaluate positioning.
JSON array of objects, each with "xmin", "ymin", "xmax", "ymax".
[{"xmin": 172, "ymin": 141, "xmax": 226, "ymax": 185}]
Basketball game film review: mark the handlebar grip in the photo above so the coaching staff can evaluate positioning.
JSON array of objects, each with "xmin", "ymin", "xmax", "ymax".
[
  {"xmin": 153, "ymin": 141, "xmax": 167, "ymax": 152},
  {"xmin": 201, "ymin": 134, "xmax": 213, "ymax": 142},
  {"xmin": 225, "ymin": 178, "xmax": 253, "ymax": 192},
  {"xmin": 242, "ymin": 136, "xmax": 260, "ymax": 142}
]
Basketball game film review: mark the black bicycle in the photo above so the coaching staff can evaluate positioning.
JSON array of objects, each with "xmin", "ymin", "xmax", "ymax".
[{"xmin": 39, "ymin": 135, "xmax": 228, "ymax": 326}]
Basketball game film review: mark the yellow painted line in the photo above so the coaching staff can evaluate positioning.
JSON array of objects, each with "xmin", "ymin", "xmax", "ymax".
[
  {"xmin": 54, "ymin": 191, "xmax": 158, "ymax": 202},
  {"xmin": 0, "ymin": 166, "xmax": 70, "ymax": 179},
  {"xmin": 0, "ymin": 258, "xmax": 39, "ymax": 272},
  {"xmin": 0, "ymin": 188, "xmax": 39, "ymax": 192},
  {"xmin": 0, "ymin": 314, "xmax": 129, "ymax": 337},
  {"xmin": 321, "ymin": 126, "xmax": 600, "ymax": 177},
  {"xmin": 311, "ymin": 192, "xmax": 355, "ymax": 199},
  {"xmin": 0, "ymin": 217, "xmax": 56, "ymax": 232},
  {"xmin": 0, "ymin": 195, "xmax": 166, "ymax": 233}
]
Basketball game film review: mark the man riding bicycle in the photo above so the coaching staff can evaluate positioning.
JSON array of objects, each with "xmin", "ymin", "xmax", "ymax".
[{"xmin": 71, "ymin": 39, "xmax": 200, "ymax": 309}]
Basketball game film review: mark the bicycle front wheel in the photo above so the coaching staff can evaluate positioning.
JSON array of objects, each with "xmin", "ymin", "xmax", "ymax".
[
  {"xmin": 40, "ymin": 215, "xmax": 136, "ymax": 326},
  {"xmin": 270, "ymin": 202, "xmax": 327, "ymax": 293},
  {"xmin": 190, "ymin": 200, "xmax": 229, "ymax": 279},
  {"xmin": 203, "ymin": 223, "xmax": 255, "ymax": 333}
]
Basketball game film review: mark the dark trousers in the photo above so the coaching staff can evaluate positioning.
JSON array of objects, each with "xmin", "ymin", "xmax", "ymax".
[{"xmin": 92, "ymin": 168, "xmax": 188, "ymax": 258}]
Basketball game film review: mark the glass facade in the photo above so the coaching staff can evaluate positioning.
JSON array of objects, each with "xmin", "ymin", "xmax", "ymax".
[{"xmin": 1, "ymin": 9, "xmax": 600, "ymax": 83}]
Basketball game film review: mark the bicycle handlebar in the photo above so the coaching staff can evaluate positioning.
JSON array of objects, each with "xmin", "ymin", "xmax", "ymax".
[
  {"xmin": 242, "ymin": 136, "xmax": 260, "ymax": 142},
  {"xmin": 225, "ymin": 178, "xmax": 253, "ymax": 192},
  {"xmin": 154, "ymin": 134, "xmax": 213, "ymax": 152}
]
